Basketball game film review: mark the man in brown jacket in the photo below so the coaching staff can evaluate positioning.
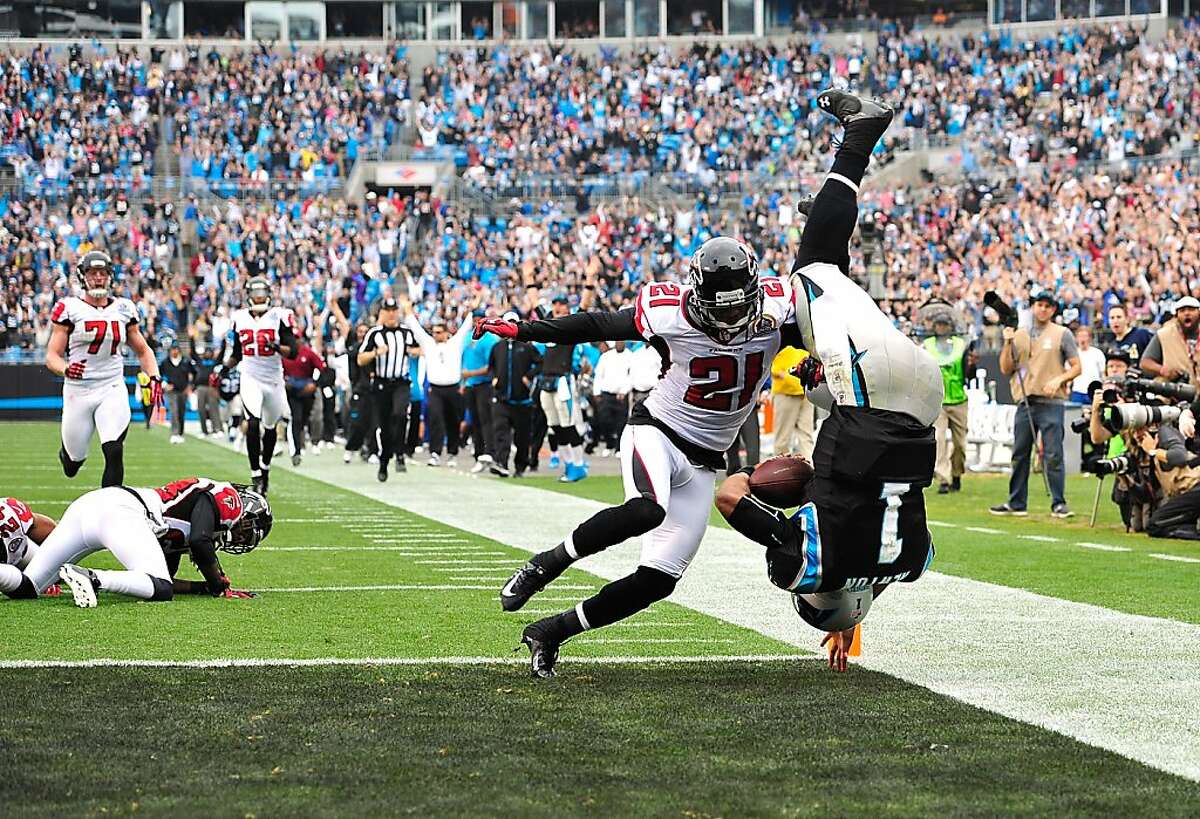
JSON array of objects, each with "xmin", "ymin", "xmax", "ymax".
[
  {"xmin": 1139, "ymin": 296, "xmax": 1200, "ymax": 389},
  {"xmin": 990, "ymin": 292, "xmax": 1081, "ymax": 518}
]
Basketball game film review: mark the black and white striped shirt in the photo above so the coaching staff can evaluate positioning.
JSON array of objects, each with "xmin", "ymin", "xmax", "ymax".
[{"xmin": 362, "ymin": 325, "xmax": 416, "ymax": 381}]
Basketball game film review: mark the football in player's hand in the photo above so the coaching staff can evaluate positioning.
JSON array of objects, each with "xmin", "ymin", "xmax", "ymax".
[{"xmin": 749, "ymin": 456, "xmax": 814, "ymax": 508}]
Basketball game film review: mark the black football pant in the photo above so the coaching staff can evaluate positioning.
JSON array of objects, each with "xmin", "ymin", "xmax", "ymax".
[
  {"xmin": 370, "ymin": 380, "xmax": 411, "ymax": 465},
  {"xmin": 405, "ymin": 398, "xmax": 423, "ymax": 455},
  {"xmin": 320, "ymin": 390, "xmax": 337, "ymax": 443},
  {"xmin": 426, "ymin": 384, "xmax": 463, "ymax": 457},
  {"xmin": 493, "ymin": 401, "xmax": 532, "ymax": 472},
  {"xmin": 594, "ymin": 393, "xmax": 627, "ymax": 450},
  {"xmin": 344, "ymin": 383, "xmax": 376, "ymax": 455},
  {"xmin": 529, "ymin": 401, "xmax": 548, "ymax": 468},
  {"xmin": 287, "ymin": 388, "xmax": 315, "ymax": 455},
  {"xmin": 465, "ymin": 382, "xmax": 495, "ymax": 459}
]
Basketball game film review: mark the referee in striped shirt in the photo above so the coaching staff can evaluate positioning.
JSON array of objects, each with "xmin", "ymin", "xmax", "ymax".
[{"xmin": 358, "ymin": 298, "xmax": 419, "ymax": 482}]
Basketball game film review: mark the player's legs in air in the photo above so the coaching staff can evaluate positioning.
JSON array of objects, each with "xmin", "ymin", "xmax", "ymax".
[
  {"xmin": 795, "ymin": 89, "xmax": 895, "ymax": 276},
  {"xmin": 501, "ymin": 424, "xmax": 711, "ymax": 677}
]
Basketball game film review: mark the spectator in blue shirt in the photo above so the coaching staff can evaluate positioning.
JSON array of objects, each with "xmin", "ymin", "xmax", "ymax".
[{"xmin": 462, "ymin": 314, "xmax": 499, "ymax": 472}]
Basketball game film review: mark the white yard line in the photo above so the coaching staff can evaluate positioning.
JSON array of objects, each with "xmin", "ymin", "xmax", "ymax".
[
  {"xmin": 963, "ymin": 526, "xmax": 1003, "ymax": 534},
  {"xmin": 1148, "ymin": 553, "xmax": 1200, "ymax": 564},
  {"xmin": 0, "ymin": 654, "xmax": 808, "ymax": 670},
  {"xmin": 195, "ymin": 433, "xmax": 1200, "ymax": 783},
  {"xmin": 260, "ymin": 547, "xmax": 508, "ymax": 555},
  {"xmin": 1075, "ymin": 542, "xmax": 1133, "ymax": 553},
  {"xmin": 1017, "ymin": 534, "xmax": 1061, "ymax": 543}
]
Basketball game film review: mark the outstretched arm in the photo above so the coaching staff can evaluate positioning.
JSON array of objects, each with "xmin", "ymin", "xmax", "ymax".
[{"xmin": 497, "ymin": 310, "xmax": 643, "ymax": 344}]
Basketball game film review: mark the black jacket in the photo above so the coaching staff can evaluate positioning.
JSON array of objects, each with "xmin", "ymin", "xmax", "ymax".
[
  {"xmin": 160, "ymin": 355, "xmax": 195, "ymax": 391},
  {"xmin": 489, "ymin": 339, "xmax": 542, "ymax": 405}
]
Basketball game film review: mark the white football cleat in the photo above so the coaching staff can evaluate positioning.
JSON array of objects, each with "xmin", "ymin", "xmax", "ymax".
[
  {"xmin": 59, "ymin": 564, "xmax": 98, "ymax": 609},
  {"xmin": 446, "ymin": 457, "xmax": 458, "ymax": 469}
]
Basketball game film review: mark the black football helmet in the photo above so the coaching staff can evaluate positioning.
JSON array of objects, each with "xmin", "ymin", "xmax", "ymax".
[
  {"xmin": 686, "ymin": 237, "xmax": 762, "ymax": 344},
  {"xmin": 77, "ymin": 250, "xmax": 114, "ymax": 299},
  {"xmin": 223, "ymin": 485, "xmax": 273, "ymax": 554},
  {"xmin": 245, "ymin": 276, "xmax": 272, "ymax": 315}
]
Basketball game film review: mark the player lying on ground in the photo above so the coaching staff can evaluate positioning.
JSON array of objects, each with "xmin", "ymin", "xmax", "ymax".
[
  {"xmin": 47, "ymin": 251, "xmax": 163, "ymax": 487},
  {"xmin": 227, "ymin": 276, "xmax": 298, "ymax": 495},
  {"xmin": 717, "ymin": 89, "xmax": 943, "ymax": 672},
  {"xmin": 0, "ymin": 496, "xmax": 63, "ymax": 596},
  {"xmin": 475, "ymin": 237, "xmax": 792, "ymax": 678},
  {"xmin": 0, "ymin": 479, "xmax": 271, "ymax": 607}
]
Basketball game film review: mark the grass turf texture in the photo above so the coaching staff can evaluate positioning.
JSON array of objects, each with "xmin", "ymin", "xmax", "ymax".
[
  {"xmin": 4, "ymin": 422, "xmax": 1200, "ymax": 815},
  {"xmin": 5, "ymin": 663, "xmax": 1200, "ymax": 818},
  {"xmin": 527, "ymin": 471, "xmax": 1200, "ymax": 624}
]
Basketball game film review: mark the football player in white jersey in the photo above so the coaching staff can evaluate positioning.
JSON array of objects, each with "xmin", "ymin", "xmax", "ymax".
[
  {"xmin": 227, "ymin": 276, "xmax": 297, "ymax": 495},
  {"xmin": 0, "ymin": 496, "xmax": 62, "ymax": 597},
  {"xmin": 0, "ymin": 480, "xmax": 270, "ymax": 606},
  {"xmin": 716, "ymin": 89, "xmax": 943, "ymax": 671},
  {"xmin": 474, "ymin": 238, "xmax": 791, "ymax": 678},
  {"xmin": 47, "ymin": 251, "xmax": 163, "ymax": 487}
]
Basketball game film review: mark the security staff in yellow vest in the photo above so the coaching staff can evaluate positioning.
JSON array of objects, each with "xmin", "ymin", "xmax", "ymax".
[
  {"xmin": 923, "ymin": 315, "xmax": 976, "ymax": 495},
  {"xmin": 770, "ymin": 346, "xmax": 816, "ymax": 459},
  {"xmin": 991, "ymin": 292, "xmax": 1081, "ymax": 518},
  {"xmin": 1139, "ymin": 296, "xmax": 1200, "ymax": 389}
]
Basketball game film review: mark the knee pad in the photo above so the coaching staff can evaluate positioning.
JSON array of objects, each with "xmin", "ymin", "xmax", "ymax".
[
  {"xmin": 59, "ymin": 446, "xmax": 84, "ymax": 478},
  {"xmin": 624, "ymin": 496, "xmax": 667, "ymax": 532},
  {"xmin": 632, "ymin": 566, "xmax": 678, "ymax": 603},
  {"xmin": 149, "ymin": 576, "xmax": 174, "ymax": 602}
]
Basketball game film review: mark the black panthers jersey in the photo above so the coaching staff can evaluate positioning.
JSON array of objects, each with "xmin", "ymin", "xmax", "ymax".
[
  {"xmin": 764, "ymin": 405, "xmax": 936, "ymax": 593},
  {"xmin": 215, "ymin": 365, "xmax": 241, "ymax": 401}
]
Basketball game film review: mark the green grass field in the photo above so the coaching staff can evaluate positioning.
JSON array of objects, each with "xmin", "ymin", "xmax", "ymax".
[{"xmin": 2, "ymin": 422, "xmax": 1199, "ymax": 817}]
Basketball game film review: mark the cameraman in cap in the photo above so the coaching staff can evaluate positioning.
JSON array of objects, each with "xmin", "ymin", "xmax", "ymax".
[
  {"xmin": 991, "ymin": 291, "xmax": 1081, "ymax": 518},
  {"xmin": 1087, "ymin": 351, "xmax": 1155, "ymax": 532},
  {"xmin": 1140, "ymin": 296, "xmax": 1200, "ymax": 390}
]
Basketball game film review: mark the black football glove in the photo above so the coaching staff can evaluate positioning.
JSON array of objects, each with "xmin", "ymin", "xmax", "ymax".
[{"xmin": 792, "ymin": 357, "xmax": 824, "ymax": 391}]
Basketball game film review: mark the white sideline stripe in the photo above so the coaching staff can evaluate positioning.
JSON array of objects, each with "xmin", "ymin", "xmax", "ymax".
[
  {"xmin": 587, "ymin": 638, "xmax": 735, "ymax": 644},
  {"xmin": 0, "ymin": 654, "xmax": 807, "ymax": 670},
  {"xmin": 927, "ymin": 520, "xmax": 956, "ymax": 528},
  {"xmin": 260, "ymin": 547, "xmax": 508, "ymax": 556},
  {"xmin": 195, "ymin": 433, "xmax": 1200, "ymax": 782},
  {"xmin": 963, "ymin": 526, "xmax": 1003, "ymax": 535},
  {"xmin": 414, "ymin": 559, "xmax": 519, "ymax": 565},
  {"xmin": 1018, "ymin": 534, "xmax": 1061, "ymax": 543},
  {"xmin": 1148, "ymin": 553, "xmax": 1200, "ymax": 564},
  {"xmin": 1076, "ymin": 542, "xmax": 1133, "ymax": 553},
  {"xmin": 257, "ymin": 584, "xmax": 597, "ymax": 593}
]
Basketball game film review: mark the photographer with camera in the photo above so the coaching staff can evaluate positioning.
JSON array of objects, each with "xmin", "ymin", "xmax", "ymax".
[
  {"xmin": 990, "ymin": 291, "xmax": 1081, "ymax": 518},
  {"xmin": 1140, "ymin": 296, "xmax": 1200, "ymax": 389},
  {"xmin": 1086, "ymin": 352, "xmax": 1155, "ymax": 532}
]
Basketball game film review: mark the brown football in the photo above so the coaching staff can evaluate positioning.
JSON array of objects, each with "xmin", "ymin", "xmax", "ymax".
[{"xmin": 748, "ymin": 455, "xmax": 815, "ymax": 508}]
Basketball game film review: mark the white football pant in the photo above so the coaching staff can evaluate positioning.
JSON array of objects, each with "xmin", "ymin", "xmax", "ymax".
[
  {"xmin": 618, "ymin": 424, "xmax": 716, "ymax": 578},
  {"xmin": 61, "ymin": 380, "xmax": 131, "ymax": 462},
  {"xmin": 239, "ymin": 376, "xmax": 288, "ymax": 426}
]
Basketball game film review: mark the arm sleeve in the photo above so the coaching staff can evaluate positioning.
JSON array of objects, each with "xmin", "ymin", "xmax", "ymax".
[
  {"xmin": 187, "ymin": 495, "xmax": 230, "ymax": 596},
  {"xmin": 1059, "ymin": 329, "xmax": 1079, "ymax": 362},
  {"xmin": 1159, "ymin": 425, "xmax": 1191, "ymax": 469},
  {"xmin": 1143, "ymin": 334, "xmax": 1163, "ymax": 364},
  {"xmin": 807, "ymin": 300, "xmax": 859, "ymax": 409},
  {"xmin": 516, "ymin": 310, "xmax": 641, "ymax": 344}
]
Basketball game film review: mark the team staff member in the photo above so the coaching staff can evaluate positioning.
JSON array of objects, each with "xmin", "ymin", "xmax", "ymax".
[
  {"xmin": 405, "ymin": 305, "xmax": 473, "ymax": 468},
  {"xmin": 160, "ymin": 342, "xmax": 195, "ymax": 444},
  {"xmin": 283, "ymin": 336, "xmax": 326, "ymax": 467},
  {"xmin": 462, "ymin": 315, "xmax": 499, "ymax": 474},
  {"xmin": 1140, "ymin": 296, "xmax": 1200, "ymax": 390},
  {"xmin": 922, "ymin": 314, "xmax": 975, "ymax": 494},
  {"xmin": 192, "ymin": 343, "xmax": 222, "ymax": 437},
  {"xmin": 991, "ymin": 291, "xmax": 1081, "ymax": 518},
  {"xmin": 489, "ymin": 311, "xmax": 542, "ymax": 477},
  {"xmin": 343, "ymin": 323, "xmax": 375, "ymax": 464},
  {"xmin": 770, "ymin": 346, "xmax": 816, "ymax": 458},
  {"xmin": 359, "ymin": 299, "xmax": 418, "ymax": 482}
]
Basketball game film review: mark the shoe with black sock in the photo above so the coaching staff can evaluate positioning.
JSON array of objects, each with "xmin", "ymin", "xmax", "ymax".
[
  {"xmin": 500, "ymin": 561, "xmax": 552, "ymax": 612},
  {"xmin": 795, "ymin": 193, "xmax": 815, "ymax": 217},
  {"xmin": 519, "ymin": 621, "xmax": 561, "ymax": 679},
  {"xmin": 815, "ymin": 89, "xmax": 894, "ymax": 156}
]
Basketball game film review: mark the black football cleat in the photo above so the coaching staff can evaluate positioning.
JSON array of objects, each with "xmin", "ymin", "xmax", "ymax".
[
  {"xmin": 519, "ymin": 623, "xmax": 561, "ymax": 679},
  {"xmin": 500, "ymin": 562, "xmax": 550, "ymax": 612},
  {"xmin": 815, "ymin": 88, "xmax": 894, "ymax": 130},
  {"xmin": 58, "ymin": 446, "xmax": 82, "ymax": 478},
  {"xmin": 795, "ymin": 193, "xmax": 816, "ymax": 217},
  {"xmin": 252, "ymin": 473, "xmax": 270, "ymax": 496},
  {"xmin": 377, "ymin": 463, "xmax": 388, "ymax": 483}
]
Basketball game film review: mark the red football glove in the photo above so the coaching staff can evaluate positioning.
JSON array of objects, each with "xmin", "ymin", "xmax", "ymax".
[
  {"xmin": 43, "ymin": 584, "xmax": 63, "ymax": 597},
  {"xmin": 473, "ymin": 317, "xmax": 519, "ymax": 340},
  {"xmin": 221, "ymin": 588, "xmax": 258, "ymax": 599},
  {"xmin": 149, "ymin": 376, "xmax": 164, "ymax": 408},
  {"xmin": 791, "ymin": 358, "xmax": 824, "ymax": 391},
  {"xmin": 64, "ymin": 360, "xmax": 86, "ymax": 380}
]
